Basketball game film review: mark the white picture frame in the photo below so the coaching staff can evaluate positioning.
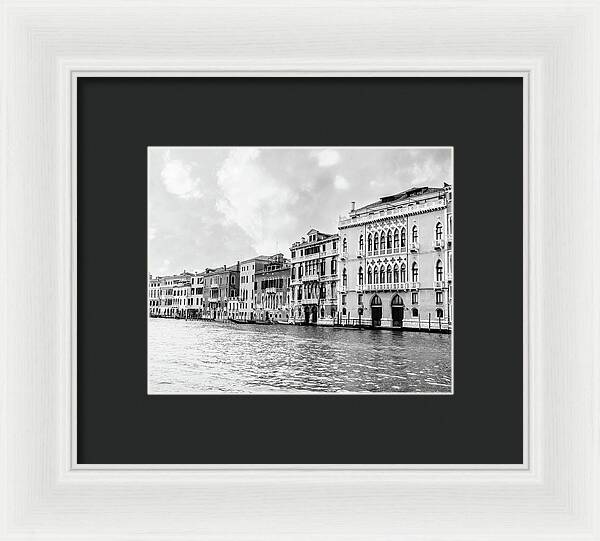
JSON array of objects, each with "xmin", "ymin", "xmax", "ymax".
[{"xmin": 1, "ymin": 1, "xmax": 598, "ymax": 539}]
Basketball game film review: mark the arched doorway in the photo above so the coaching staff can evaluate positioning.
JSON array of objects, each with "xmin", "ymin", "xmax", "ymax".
[
  {"xmin": 391, "ymin": 294, "xmax": 404, "ymax": 327},
  {"xmin": 371, "ymin": 295, "xmax": 382, "ymax": 326},
  {"xmin": 304, "ymin": 305, "xmax": 311, "ymax": 325},
  {"xmin": 311, "ymin": 305, "xmax": 318, "ymax": 323}
]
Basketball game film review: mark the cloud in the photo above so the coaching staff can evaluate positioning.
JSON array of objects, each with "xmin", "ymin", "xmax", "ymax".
[
  {"xmin": 215, "ymin": 148, "xmax": 299, "ymax": 254},
  {"xmin": 334, "ymin": 175, "xmax": 350, "ymax": 190},
  {"xmin": 148, "ymin": 226, "xmax": 157, "ymax": 241},
  {"xmin": 161, "ymin": 150, "xmax": 203, "ymax": 199},
  {"xmin": 310, "ymin": 148, "xmax": 341, "ymax": 167},
  {"xmin": 410, "ymin": 158, "xmax": 448, "ymax": 187}
]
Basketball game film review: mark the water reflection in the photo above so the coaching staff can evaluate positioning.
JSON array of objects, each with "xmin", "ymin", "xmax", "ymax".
[{"xmin": 148, "ymin": 318, "xmax": 452, "ymax": 394}]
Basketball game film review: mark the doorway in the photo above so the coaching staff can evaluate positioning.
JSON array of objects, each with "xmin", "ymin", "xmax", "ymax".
[
  {"xmin": 371, "ymin": 294, "xmax": 382, "ymax": 326},
  {"xmin": 391, "ymin": 294, "xmax": 404, "ymax": 327}
]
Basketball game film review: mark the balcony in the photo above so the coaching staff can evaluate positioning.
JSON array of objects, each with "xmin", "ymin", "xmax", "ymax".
[
  {"xmin": 409, "ymin": 242, "xmax": 420, "ymax": 253},
  {"xmin": 356, "ymin": 284, "xmax": 363, "ymax": 292},
  {"xmin": 357, "ymin": 249, "xmax": 365, "ymax": 258},
  {"xmin": 291, "ymin": 278, "xmax": 302, "ymax": 286},
  {"xmin": 301, "ymin": 298, "xmax": 318, "ymax": 305},
  {"xmin": 409, "ymin": 282, "xmax": 420, "ymax": 290},
  {"xmin": 434, "ymin": 280, "xmax": 445, "ymax": 289},
  {"xmin": 340, "ymin": 251, "xmax": 348, "ymax": 260},
  {"xmin": 339, "ymin": 285, "xmax": 347, "ymax": 293},
  {"xmin": 399, "ymin": 282, "xmax": 409, "ymax": 291},
  {"xmin": 433, "ymin": 239, "xmax": 445, "ymax": 250}
]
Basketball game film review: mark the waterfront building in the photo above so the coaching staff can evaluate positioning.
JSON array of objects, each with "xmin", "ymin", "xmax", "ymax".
[
  {"xmin": 148, "ymin": 272, "xmax": 193, "ymax": 318},
  {"xmin": 239, "ymin": 256, "xmax": 272, "ymax": 321},
  {"xmin": 202, "ymin": 263, "xmax": 240, "ymax": 320},
  {"xmin": 254, "ymin": 255, "xmax": 291, "ymax": 322},
  {"xmin": 337, "ymin": 184, "xmax": 453, "ymax": 330},
  {"xmin": 289, "ymin": 229, "xmax": 339, "ymax": 325},
  {"xmin": 187, "ymin": 271, "xmax": 208, "ymax": 318}
]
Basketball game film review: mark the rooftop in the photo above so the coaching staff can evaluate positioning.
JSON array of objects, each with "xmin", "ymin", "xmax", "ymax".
[{"xmin": 353, "ymin": 185, "xmax": 448, "ymax": 214}]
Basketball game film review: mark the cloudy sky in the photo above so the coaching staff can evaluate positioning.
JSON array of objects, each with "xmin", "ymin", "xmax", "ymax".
[{"xmin": 148, "ymin": 147, "xmax": 452, "ymax": 276}]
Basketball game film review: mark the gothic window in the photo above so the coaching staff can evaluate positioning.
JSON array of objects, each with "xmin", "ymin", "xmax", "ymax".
[
  {"xmin": 368, "ymin": 233, "xmax": 372, "ymax": 251},
  {"xmin": 387, "ymin": 230, "xmax": 392, "ymax": 249},
  {"xmin": 412, "ymin": 262, "xmax": 419, "ymax": 282},
  {"xmin": 359, "ymin": 234, "xmax": 364, "ymax": 251},
  {"xmin": 342, "ymin": 238, "xmax": 347, "ymax": 252},
  {"xmin": 367, "ymin": 267, "xmax": 372, "ymax": 284},
  {"xmin": 342, "ymin": 268, "xmax": 347, "ymax": 286},
  {"xmin": 380, "ymin": 232, "xmax": 386, "ymax": 251},
  {"xmin": 374, "ymin": 234, "xmax": 379, "ymax": 251},
  {"xmin": 412, "ymin": 225, "xmax": 419, "ymax": 243},
  {"xmin": 435, "ymin": 222, "xmax": 443, "ymax": 240},
  {"xmin": 373, "ymin": 267, "xmax": 379, "ymax": 284},
  {"xmin": 401, "ymin": 227, "xmax": 406, "ymax": 248},
  {"xmin": 436, "ymin": 259, "xmax": 444, "ymax": 281},
  {"xmin": 379, "ymin": 265, "xmax": 385, "ymax": 284},
  {"xmin": 393, "ymin": 228, "xmax": 399, "ymax": 249},
  {"xmin": 386, "ymin": 265, "xmax": 392, "ymax": 284},
  {"xmin": 358, "ymin": 266, "xmax": 364, "ymax": 285},
  {"xmin": 393, "ymin": 264, "xmax": 399, "ymax": 283}
]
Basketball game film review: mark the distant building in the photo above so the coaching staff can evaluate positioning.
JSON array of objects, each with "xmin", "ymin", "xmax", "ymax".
[
  {"xmin": 254, "ymin": 255, "xmax": 290, "ymax": 322},
  {"xmin": 202, "ymin": 263, "xmax": 240, "ymax": 320},
  {"xmin": 148, "ymin": 272, "xmax": 193, "ymax": 318},
  {"xmin": 289, "ymin": 229, "xmax": 339, "ymax": 325},
  {"xmin": 337, "ymin": 184, "xmax": 453, "ymax": 330},
  {"xmin": 239, "ymin": 256, "xmax": 273, "ymax": 321}
]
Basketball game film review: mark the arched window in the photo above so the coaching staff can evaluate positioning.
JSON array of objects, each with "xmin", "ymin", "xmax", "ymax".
[
  {"xmin": 379, "ymin": 265, "xmax": 385, "ymax": 284},
  {"xmin": 435, "ymin": 222, "xmax": 443, "ymax": 240},
  {"xmin": 401, "ymin": 227, "xmax": 406, "ymax": 248},
  {"xmin": 321, "ymin": 307, "xmax": 325, "ymax": 318},
  {"xmin": 412, "ymin": 262, "xmax": 419, "ymax": 282},
  {"xmin": 387, "ymin": 230, "xmax": 392, "ymax": 249},
  {"xmin": 342, "ymin": 307, "xmax": 347, "ymax": 316},
  {"xmin": 400, "ymin": 262, "xmax": 407, "ymax": 282},
  {"xmin": 436, "ymin": 308, "xmax": 444, "ymax": 318},
  {"xmin": 436, "ymin": 260, "xmax": 443, "ymax": 281},
  {"xmin": 367, "ymin": 233, "xmax": 372, "ymax": 251},
  {"xmin": 359, "ymin": 234, "xmax": 364, "ymax": 251},
  {"xmin": 291, "ymin": 266, "xmax": 295, "ymax": 279},
  {"xmin": 371, "ymin": 294, "xmax": 382, "ymax": 306},
  {"xmin": 342, "ymin": 238, "xmax": 347, "ymax": 252},
  {"xmin": 342, "ymin": 268, "xmax": 347, "ymax": 286},
  {"xmin": 412, "ymin": 308, "xmax": 419, "ymax": 317},
  {"xmin": 393, "ymin": 264, "xmax": 399, "ymax": 283},
  {"xmin": 412, "ymin": 225, "xmax": 419, "ymax": 243},
  {"xmin": 380, "ymin": 232, "xmax": 386, "ymax": 252},
  {"xmin": 393, "ymin": 229, "xmax": 399, "ymax": 250},
  {"xmin": 374, "ymin": 234, "xmax": 379, "ymax": 251},
  {"xmin": 331, "ymin": 259, "xmax": 336, "ymax": 274},
  {"xmin": 386, "ymin": 264, "xmax": 392, "ymax": 283},
  {"xmin": 367, "ymin": 267, "xmax": 372, "ymax": 284},
  {"xmin": 373, "ymin": 267, "xmax": 379, "ymax": 284},
  {"xmin": 358, "ymin": 266, "xmax": 364, "ymax": 285},
  {"xmin": 297, "ymin": 288, "xmax": 302, "ymax": 300}
]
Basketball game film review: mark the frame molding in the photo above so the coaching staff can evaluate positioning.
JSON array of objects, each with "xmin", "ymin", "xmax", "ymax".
[{"xmin": 2, "ymin": 1, "xmax": 599, "ymax": 539}]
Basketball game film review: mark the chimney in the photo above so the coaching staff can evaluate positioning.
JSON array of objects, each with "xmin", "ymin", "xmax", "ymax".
[{"xmin": 351, "ymin": 201, "xmax": 356, "ymax": 212}]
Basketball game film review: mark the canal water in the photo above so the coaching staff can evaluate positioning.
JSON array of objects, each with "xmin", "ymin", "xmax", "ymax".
[{"xmin": 148, "ymin": 318, "xmax": 452, "ymax": 394}]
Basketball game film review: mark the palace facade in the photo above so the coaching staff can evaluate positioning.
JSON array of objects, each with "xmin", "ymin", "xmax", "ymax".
[
  {"xmin": 338, "ymin": 184, "xmax": 453, "ymax": 330},
  {"xmin": 289, "ymin": 229, "xmax": 339, "ymax": 325},
  {"xmin": 202, "ymin": 263, "xmax": 240, "ymax": 320},
  {"xmin": 254, "ymin": 254, "xmax": 290, "ymax": 322}
]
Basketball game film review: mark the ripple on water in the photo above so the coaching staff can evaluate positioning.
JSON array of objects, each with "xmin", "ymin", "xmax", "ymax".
[{"xmin": 148, "ymin": 319, "xmax": 452, "ymax": 394}]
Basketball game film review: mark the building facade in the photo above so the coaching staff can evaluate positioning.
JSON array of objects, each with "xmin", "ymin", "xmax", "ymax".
[
  {"xmin": 254, "ymin": 255, "xmax": 290, "ymax": 322},
  {"xmin": 148, "ymin": 272, "xmax": 193, "ymax": 318},
  {"xmin": 202, "ymin": 263, "xmax": 240, "ymax": 320},
  {"xmin": 239, "ymin": 256, "xmax": 272, "ymax": 321},
  {"xmin": 289, "ymin": 229, "xmax": 339, "ymax": 325},
  {"xmin": 337, "ymin": 184, "xmax": 453, "ymax": 330}
]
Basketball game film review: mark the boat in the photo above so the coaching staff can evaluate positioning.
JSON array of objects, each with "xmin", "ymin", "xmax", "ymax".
[{"xmin": 228, "ymin": 318, "xmax": 250, "ymax": 324}]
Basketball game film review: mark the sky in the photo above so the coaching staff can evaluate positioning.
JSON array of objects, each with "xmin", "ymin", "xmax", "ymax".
[{"xmin": 148, "ymin": 147, "xmax": 452, "ymax": 276}]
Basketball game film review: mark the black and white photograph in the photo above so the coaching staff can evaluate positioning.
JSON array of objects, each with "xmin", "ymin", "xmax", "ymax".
[{"xmin": 148, "ymin": 146, "xmax": 453, "ymax": 394}]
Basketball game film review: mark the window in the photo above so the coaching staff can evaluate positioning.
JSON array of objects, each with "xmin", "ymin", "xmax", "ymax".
[
  {"xmin": 436, "ymin": 308, "xmax": 444, "ymax": 318},
  {"xmin": 393, "ymin": 229, "xmax": 399, "ymax": 249},
  {"xmin": 411, "ymin": 292, "xmax": 418, "ymax": 304},
  {"xmin": 342, "ymin": 238, "xmax": 347, "ymax": 252},
  {"xmin": 387, "ymin": 230, "xmax": 392, "ymax": 249},
  {"xmin": 358, "ymin": 266, "xmax": 364, "ymax": 285},
  {"xmin": 435, "ymin": 222, "xmax": 443, "ymax": 240},
  {"xmin": 367, "ymin": 234, "xmax": 372, "ymax": 251},
  {"xmin": 436, "ymin": 291, "xmax": 443, "ymax": 304},
  {"xmin": 373, "ymin": 267, "xmax": 379, "ymax": 284},
  {"xmin": 386, "ymin": 264, "xmax": 392, "ymax": 284},
  {"xmin": 320, "ymin": 308, "xmax": 325, "ymax": 318},
  {"xmin": 367, "ymin": 267, "xmax": 372, "ymax": 284},
  {"xmin": 393, "ymin": 264, "xmax": 399, "ymax": 283},
  {"xmin": 400, "ymin": 262, "xmax": 407, "ymax": 282},
  {"xmin": 291, "ymin": 267, "xmax": 295, "ymax": 279},
  {"xmin": 412, "ymin": 225, "xmax": 418, "ymax": 243},
  {"xmin": 411, "ymin": 262, "xmax": 419, "ymax": 282},
  {"xmin": 331, "ymin": 259, "xmax": 336, "ymax": 274},
  {"xmin": 400, "ymin": 227, "xmax": 406, "ymax": 248},
  {"xmin": 380, "ymin": 232, "xmax": 386, "ymax": 251},
  {"xmin": 374, "ymin": 234, "xmax": 379, "ymax": 251},
  {"xmin": 341, "ymin": 294, "xmax": 347, "ymax": 305},
  {"xmin": 379, "ymin": 265, "xmax": 385, "ymax": 284},
  {"xmin": 359, "ymin": 235, "xmax": 364, "ymax": 251},
  {"xmin": 412, "ymin": 308, "xmax": 419, "ymax": 317},
  {"xmin": 358, "ymin": 293, "xmax": 363, "ymax": 305},
  {"xmin": 342, "ymin": 268, "xmax": 347, "ymax": 286},
  {"xmin": 436, "ymin": 260, "xmax": 443, "ymax": 281},
  {"xmin": 332, "ymin": 241, "xmax": 336, "ymax": 250}
]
